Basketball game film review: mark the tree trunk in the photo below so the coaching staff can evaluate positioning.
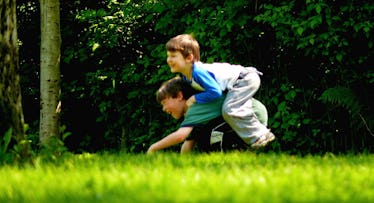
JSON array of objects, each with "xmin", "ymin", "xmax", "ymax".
[
  {"xmin": 39, "ymin": 0, "xmax": 61, "ymax": 145},
  {"xmin": 0, "ymin": 0, "xmax": 30, "ymax": 159}
]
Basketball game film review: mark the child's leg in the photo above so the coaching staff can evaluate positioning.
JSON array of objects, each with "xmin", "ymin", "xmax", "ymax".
[
  {"xmin": 222, "ymin": 71, "xmax": 270, "ymax": 145},
  {"xmin": 181, "ymin": 140, "xmax": 195, "ymax": 153},
  {"xmin": 252, "ymin": 98, "xmax": 268, "ymax": 127}
]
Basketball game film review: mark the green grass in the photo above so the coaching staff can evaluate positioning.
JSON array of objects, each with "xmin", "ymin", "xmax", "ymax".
[{"xmin": 0, "ymin": 152, "xmax": 373, "ymax": 203}]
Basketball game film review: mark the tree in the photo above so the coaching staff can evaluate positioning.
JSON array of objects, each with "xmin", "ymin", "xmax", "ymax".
[
  {"xmin": 0, "ymin": 0, "xmax": 30, "ymax": 161},
  {"xmin": 39, "ymin": 0, "xmax": 61, "ymax": 145}
]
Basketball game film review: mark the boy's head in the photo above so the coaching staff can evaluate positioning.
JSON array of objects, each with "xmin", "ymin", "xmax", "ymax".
[
  {"xmin": 156, "ymin": 77, "xmax": 199, "ymax": 119},
  {"xmin": 156, "ymin": 76, "xmax": 195, "ymax": 103},
  {"xmin": 166, "ymin": 34, "xmax": 200, "ymax": 62}
]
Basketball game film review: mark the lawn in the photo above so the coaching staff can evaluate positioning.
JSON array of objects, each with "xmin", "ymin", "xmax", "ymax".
[{"xmin": 0, "ymin": 152, "xmax": 373, "ymax": 203}]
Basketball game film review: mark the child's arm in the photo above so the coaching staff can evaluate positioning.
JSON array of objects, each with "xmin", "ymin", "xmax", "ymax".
[
  {"xmin": 181, "ymin": 140, "xmax": 195, "ymax": 153},
  {"xmin": 147, "ymin": 127, "xmax": 193, "ymax": 154},
  {"xmin": 192, "ymin": 67, "xmax": 222, "ymax": 104}
]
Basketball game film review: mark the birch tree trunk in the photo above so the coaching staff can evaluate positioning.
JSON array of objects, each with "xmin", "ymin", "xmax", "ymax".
[
  {"xmin": 40, "ymin": 0, "xmax": 61, "ymax": 145},
  {"xmin": 0, "ymin": 0, "xmax": 30, "ymax": 159}
]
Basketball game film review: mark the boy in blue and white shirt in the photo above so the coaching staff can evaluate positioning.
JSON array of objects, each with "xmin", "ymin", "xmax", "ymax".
[{"xmin": 165, "ymin": 34, "xmax": 275, "ymax": 150}]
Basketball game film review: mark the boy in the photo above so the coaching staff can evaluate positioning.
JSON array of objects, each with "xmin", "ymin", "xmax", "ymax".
[
  {"xmin": 147, "ymin": 77, "xmax": 268, "ymax": 153},
  {"xmin": 165, "ymin": 34, "xmax": 275, "ymax": 149}
]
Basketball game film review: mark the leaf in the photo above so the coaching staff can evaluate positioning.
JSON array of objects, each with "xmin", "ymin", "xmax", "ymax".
[
  {"xmin": 336, "ymin": 54, "xmax": 343, "ymax": 62},
  {"xmin": 319, "ymin": 87, "xmax": 361, "ymax": 116},
  {"xmin": 315, "ymin": 4, "xmax": 322, "ymax": 14},
  {"xmin": 285, "ymin": 90, "xmax": 297, "ymax": 101},
  {"xmin": 297, "ymin": 27, "xmax": 304, "ymax": 36},
  {"xmin": 309, "ymin": 38, "xmax": 315, "ymax": 45},
  {"xmin": 2, "ymin": 128, "xmax": 12, "ymax": 153},
  {"xmin": 92, "ymin": 43, "xmax": 100, "ymax": 51}
]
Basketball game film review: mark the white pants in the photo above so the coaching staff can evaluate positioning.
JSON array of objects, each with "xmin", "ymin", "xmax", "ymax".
[{"xmin": 222, "ymin": 69, "xmax": 269, "ymax": 144}]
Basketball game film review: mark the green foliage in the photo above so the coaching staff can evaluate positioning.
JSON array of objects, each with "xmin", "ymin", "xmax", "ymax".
[
  {"xmin": 0, "ymin": 128, "xmax": 13, "ymax": 164},
  {"xmin": 17, "ymin": 0, "xmax": 373, "ymax": 154},
  {"xmin": 153, "ymin": 0, "xmax": 260, "ymax": 64},
  {"xmin": 38, "ymin": 125, "xmax": 72, "ymax": 162},
  {"xmin": 319, "ymin": 86, "xmax": 374, "ymax": 148},
  {"xmin": 264, "ymin": 80, "xmax": 321, "ymax": 154},
  {"xmin": 320, "ymin": 87, "xmax": 361, "ymax": 116},
  {"xmin": 0, "ymin": 127, "xmax": 35, "ymax": 165},
  {"xmin": 1, "ymin": 128, "xmax": 12, "ymax": 154},
  {"xmin": 58, "ymin": 0, "xmax": 176, "ymax": 152},
  {"xmin": 254, "ymin": 1, "xmax": 373, "ymax": 64},
  {"xmin": 252, "ymin": 0, "xmax": 373, "ymax": 153}
]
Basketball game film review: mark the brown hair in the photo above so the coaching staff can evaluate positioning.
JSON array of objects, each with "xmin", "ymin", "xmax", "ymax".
[
  {"xmin": 166, "ymin": 34, "xmax": 200, "ymax": 62},
  {"xmin": 156, "ymin": 76, "xmax": 198, "ymax": 103}
]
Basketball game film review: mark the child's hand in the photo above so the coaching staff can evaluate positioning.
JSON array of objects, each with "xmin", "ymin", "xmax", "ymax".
[
  {"xmin": 186, "ymin": 96, "xmax": 196, "ymax": 107},
  {"xmin": 147, "ymin": 145, "xmax": 156, "ymax": 154}
]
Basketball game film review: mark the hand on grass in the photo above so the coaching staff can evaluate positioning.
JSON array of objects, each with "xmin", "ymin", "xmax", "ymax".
[{"xmin": 147, "ymin": 145, "xmax": 156, "ymax": 154}]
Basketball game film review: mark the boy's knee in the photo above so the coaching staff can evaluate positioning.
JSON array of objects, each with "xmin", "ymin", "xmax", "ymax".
[{"xmin": 222, "ymin": 110, "xmax": 230, "ymax": 121}]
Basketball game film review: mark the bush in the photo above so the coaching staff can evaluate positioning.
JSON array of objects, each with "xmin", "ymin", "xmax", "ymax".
[{"xmin": 18, "ymin": 0, "xmax": 373, "ymax": 154}]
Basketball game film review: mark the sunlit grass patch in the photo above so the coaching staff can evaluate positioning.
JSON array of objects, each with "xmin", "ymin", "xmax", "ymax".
[{"xmin": 0, "ymin": 152, "xmax": 373, "ymax": 203}]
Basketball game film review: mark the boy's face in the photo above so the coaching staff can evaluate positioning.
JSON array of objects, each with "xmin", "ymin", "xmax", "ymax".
[
  {"xmin": 160, "ymin": 92, "xmax": 186, "ymax": 120},
  {"xmin": 166, "ymin": 51, "xmax": 193, "ymax": 73}
]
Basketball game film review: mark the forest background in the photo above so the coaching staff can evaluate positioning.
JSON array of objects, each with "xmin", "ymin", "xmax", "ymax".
[{"xmin": 15, "ymin": 0, "xmax": 373, "ymax": 155}]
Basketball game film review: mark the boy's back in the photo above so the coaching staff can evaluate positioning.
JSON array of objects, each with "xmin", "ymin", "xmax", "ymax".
[{"xmin": 195, "ymin": 61, "xmax": 262, "ymax": 91}]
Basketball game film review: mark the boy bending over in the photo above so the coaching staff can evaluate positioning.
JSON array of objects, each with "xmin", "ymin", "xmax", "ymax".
[{"xmin": 147, "ymin": 77, "xmax": 268, "ymax": 154}]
